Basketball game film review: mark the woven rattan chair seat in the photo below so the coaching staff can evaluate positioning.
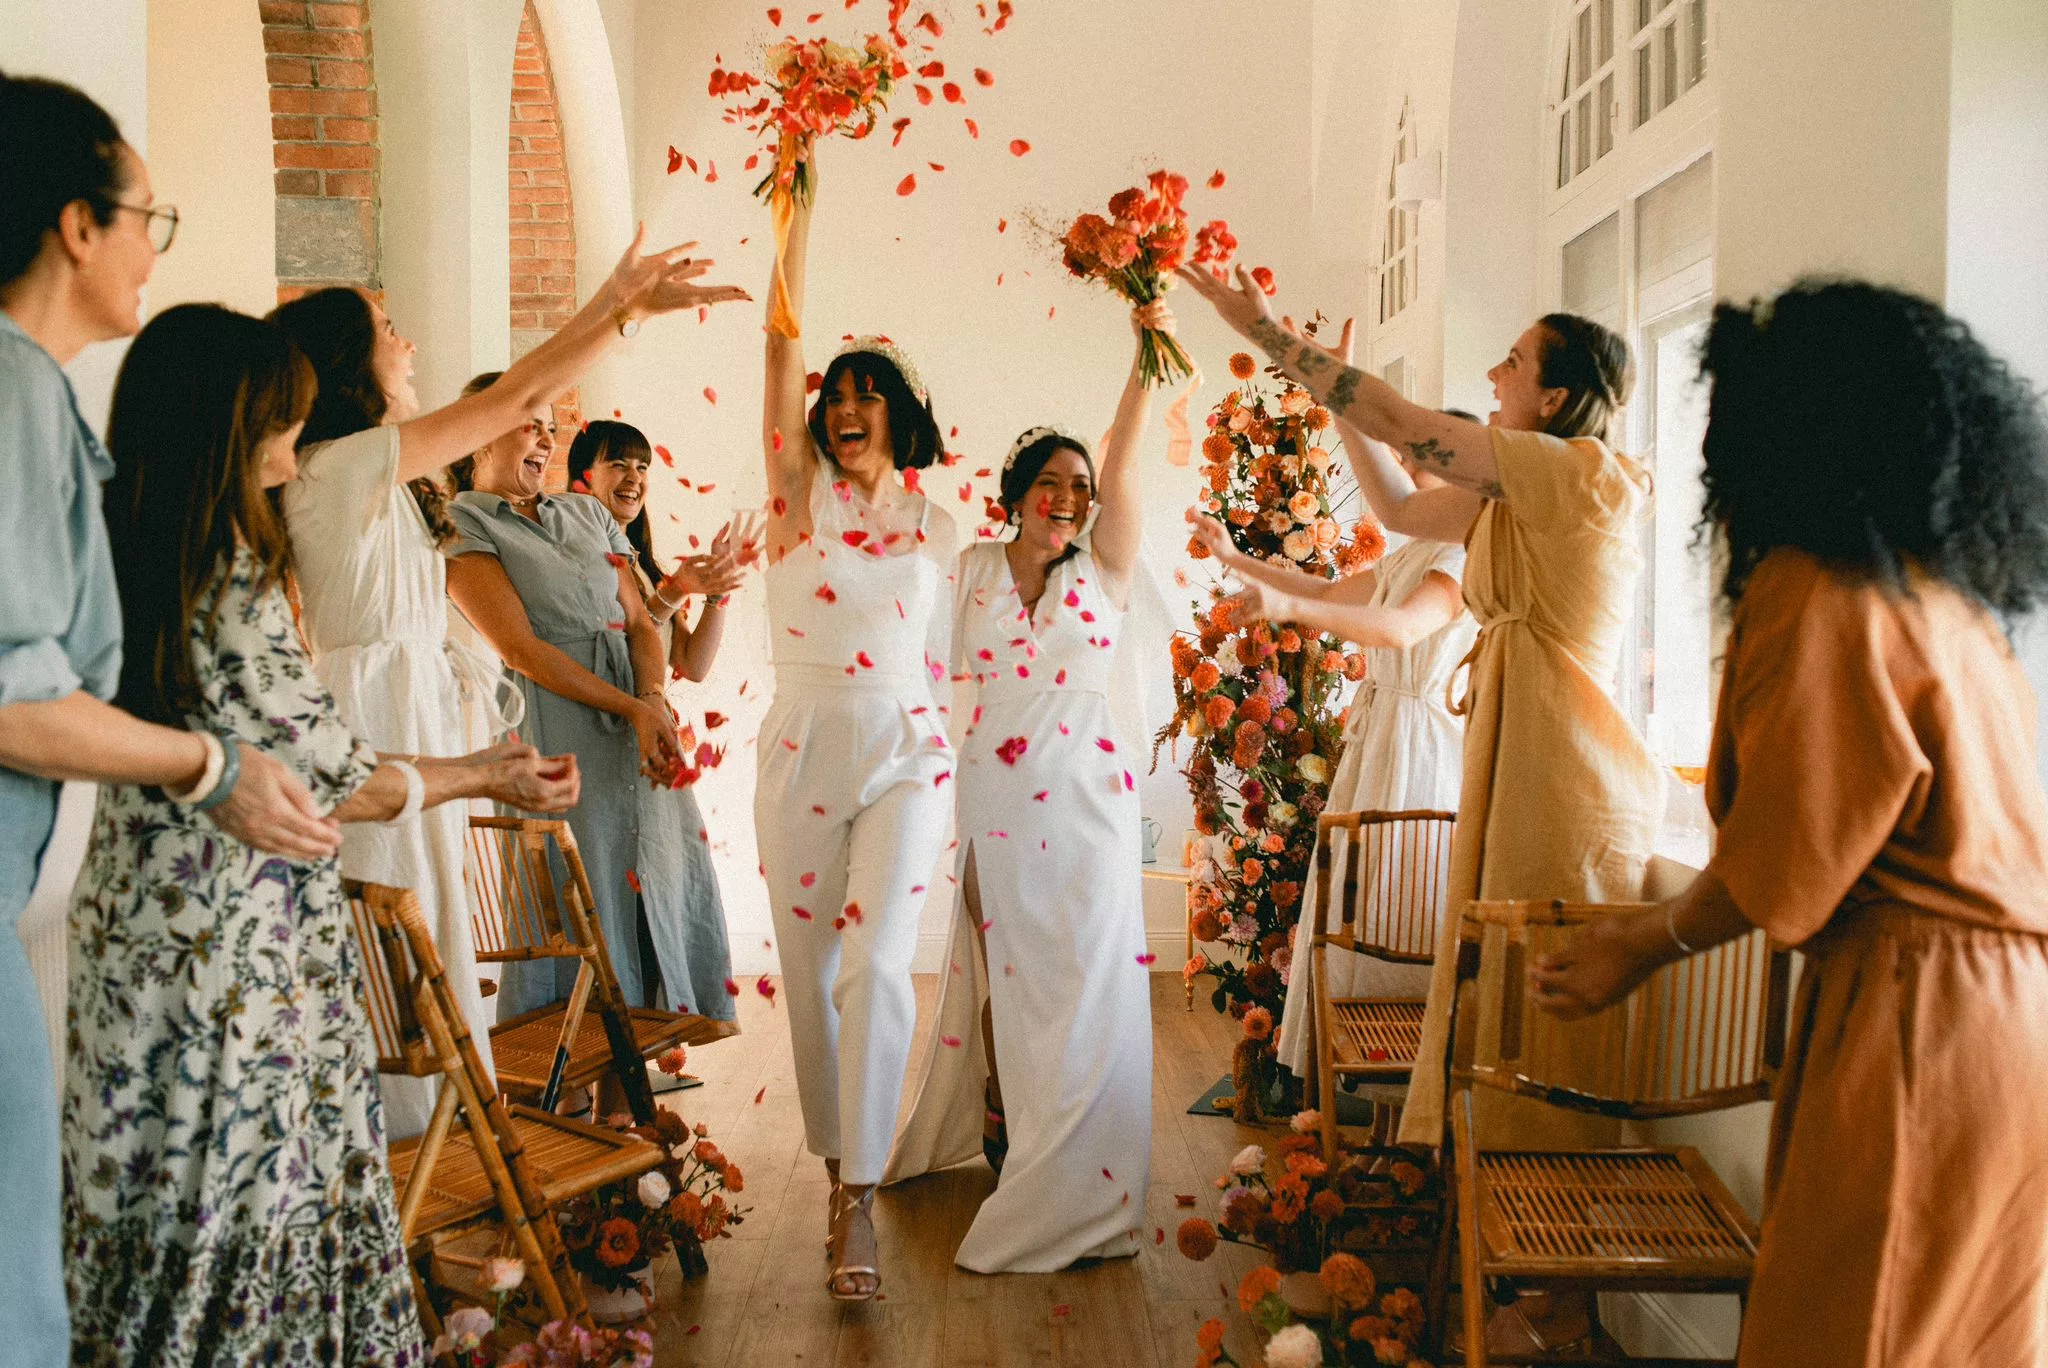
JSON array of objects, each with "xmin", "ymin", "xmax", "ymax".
[
  {"xmin": 1328, "ymin": 997, "xmax": 1427, "ymax": 1074},
  {"xmin": 388, "ymin": 1105, "xmax": 663, "ymax": 1232},
  {"xmin": 1473, "ymin": 1147, "xmax": 1759, "ymax": 1282},
  {"xmin": 489, "ymin": 1003, "xmax": 712, "ymax": 1099}
]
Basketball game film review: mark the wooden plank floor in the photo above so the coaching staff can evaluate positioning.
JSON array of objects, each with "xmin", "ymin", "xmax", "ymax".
[{"xmin": 636, "ymin": 974, "xmax": 1285, "ymax": 1368}]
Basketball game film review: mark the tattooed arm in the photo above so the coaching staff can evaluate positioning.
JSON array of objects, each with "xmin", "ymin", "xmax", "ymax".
[{"xmin": 1177, "ymin": 264, "xmax": 1506, "ymax": 505}]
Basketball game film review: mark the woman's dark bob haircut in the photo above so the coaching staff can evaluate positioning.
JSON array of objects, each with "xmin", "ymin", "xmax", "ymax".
[
  {"xmin": 806, "ymin": 349, "xmax": 942, "ymax": 471},
  {"xmin": 1699, "ymin": 276, "xmax": 2048, "ymax": 621},
  {"xmin": 566, "ymin": 419, "xmax": 662, "ymax": 586}
]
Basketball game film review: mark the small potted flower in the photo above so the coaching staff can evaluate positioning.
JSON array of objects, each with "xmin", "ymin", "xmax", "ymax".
[{"xmin": 555, "ymin": 1085, "xmax": 746, "ymax": 1322}]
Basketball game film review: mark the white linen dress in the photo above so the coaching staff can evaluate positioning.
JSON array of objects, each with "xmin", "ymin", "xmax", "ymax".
[
  {"xmin": 886, "ymin": 540, "xmax": 1152, "ymax": 1272},
  {"xmin": 754, "ymin": 463, "xmax": 957, "ymax": 1185},
  {"xmin": 284, "ymin": 427, "xmax": 514, "ymax": 1137},
  {"xmin": 1274, "ymin": 538, "xmax": 1474, "ymax": 1077}
]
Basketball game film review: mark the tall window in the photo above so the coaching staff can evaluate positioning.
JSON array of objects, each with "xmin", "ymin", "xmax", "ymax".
[
  {"xmin": 1379, "ymin": 100, "xmax": 1419, "ymax": 325},
  {"xmin": 1555, "ymin": 0, "xmax": 1708, "ymax": 190}
]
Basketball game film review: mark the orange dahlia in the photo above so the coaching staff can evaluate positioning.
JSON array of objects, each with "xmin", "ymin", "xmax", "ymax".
[
  {"xmin": 1310, "ymin": 1189, "xmax": 1344, "ymax": 1221},
  {"xmin": 1202, "ymin": 695, "xmax": 1235, "ymax": 729},
  {"xmin": 1227, "ymin": 352, "xmax": 1257, "ymax": 380},
  {"xmin": 1320, "ymin": 1252, "xmax": 1377, "ymax": 1309},
  {"xmin": 1237, "ymin": 1265, "xmax": 1282, "ymax": 1313},
  {"xmin": 1176, "ymin": 1217, "xmax": 1220, "ymax": 1261},
  {"xmin": 1202, "ymin": 431, "xmax": 1234, "ymax": 462},
  {"xmin": 594, "ymin": 1216, "xmax": 641, "ymax": 1268},
  {"xmin": 1190, "ymin": 660, "xmax": 1221, "ymax": 693},
  {"xmin": 1235, "ymin": 695, "xmax": 1272, "ymax": 725}
]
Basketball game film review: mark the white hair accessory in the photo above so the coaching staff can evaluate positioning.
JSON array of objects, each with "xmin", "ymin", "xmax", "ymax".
[
  {"xmin": 832, "ymin": 335, "xmax": 930, "ymax": 408},
  {"xmin": 1001, "ymin": 423, "xmax": 1092, "ymax": 476}
]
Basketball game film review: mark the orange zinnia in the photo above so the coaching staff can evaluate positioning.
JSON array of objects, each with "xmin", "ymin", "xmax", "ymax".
[
  {"xmin": 1190, "ymin": 661, "xmax": 1221, "ymax": 693},
  {"xmin": 1203, "ymin": 696, "xmax": 1236, "ymax": 729},
  {"xmin": 1176, "ymin": 1217, "xmax": 1219, "ymax": 1261},
  {"xmin": 1202, "ymin": 431, "xmax": 1234, "ymax": 462},
  {"xmin": 1310, "ymin": 1189, "xmax": 1344, "ymax": 1221},
  {"xmin": 1228, "ymin": 352, "xmax": 1257, "ymax": 380},
  {"xmin": 1236, "ymin": 695, "xmax": 1272, "ymax": 725},
  {"xmin": 1320, "ymin": 1252, "xmax": 1376, "ymax": 1309},
  {"xmin": 1237, "ymin": 1265, "xmax": 1282, "ymax": 1313},
  {"xmin": 594, "ymin": 1216, "xmax": 641, "ymax": 1268}
]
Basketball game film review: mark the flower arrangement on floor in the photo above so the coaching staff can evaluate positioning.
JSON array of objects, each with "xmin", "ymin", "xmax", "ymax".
[
  {"xmin": 1051, "ymin": 170, "xmax": 1244, "ymax": 387},
  {"xmin": 428, "ymin": 1258, "xmax": 655, "ymax": 1368},
  {"xmin": 557, "ymin": 1064, "xmax": 747, "ymax": 1311},
  {"xmin": 1159, "ymin": 350, "xmax": 1384, "ymax": 1118},
  {"xmin": 1188, "ymin": 1264, "xmax": 1432, "ymax": 1368}
]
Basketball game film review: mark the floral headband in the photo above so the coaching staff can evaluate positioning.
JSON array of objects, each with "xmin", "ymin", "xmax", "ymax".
[
  {"xmin": 832, "ymin": 335, "xmax": 930, "ymax": 408},
  {"xmin": 1002, "ymin": 423, "xmax": 1091, "ymax": 476}
]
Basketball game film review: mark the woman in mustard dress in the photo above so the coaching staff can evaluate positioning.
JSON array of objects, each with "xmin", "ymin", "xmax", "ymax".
[
  {"xmin": 1533, "ymin": 279, "xmax": 2048, "ymax": 1368},
  {"xmin": 1175, "ymin": 279, "xmax": 1663, "ymax": 1155}
]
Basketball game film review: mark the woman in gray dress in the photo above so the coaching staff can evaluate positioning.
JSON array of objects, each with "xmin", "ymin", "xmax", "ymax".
[
  {"xmin": 566, "ymin": 419, "xmax": 741, "ymax": 1031},
  {"xmin": 445, "ymin": 408, "xmax": 691, "ymax": 1023}
]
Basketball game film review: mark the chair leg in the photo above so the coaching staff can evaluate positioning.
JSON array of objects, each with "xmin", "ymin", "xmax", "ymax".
[{"xmin": 1452, "ymin": 1094, "xmax": 1488, "ymax": 1368}]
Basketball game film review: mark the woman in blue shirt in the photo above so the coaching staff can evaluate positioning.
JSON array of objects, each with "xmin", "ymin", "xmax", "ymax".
[{"xmin": 0, "ymin": 72, "xmax": 339, "ymax": 1362}]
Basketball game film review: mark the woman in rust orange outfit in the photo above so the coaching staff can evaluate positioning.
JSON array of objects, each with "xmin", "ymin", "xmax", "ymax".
[{"xmin": 1534, "ymin": 279, "xmax": 2048, "ymax": 1367}]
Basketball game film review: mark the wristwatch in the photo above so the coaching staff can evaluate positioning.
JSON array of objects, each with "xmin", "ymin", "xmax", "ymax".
[{"xmin": 611, "ymin": 305, "xmax": 639, "ymax": 339}]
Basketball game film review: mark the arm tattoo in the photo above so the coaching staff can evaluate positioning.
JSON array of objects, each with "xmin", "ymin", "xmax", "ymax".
[
  {"xmin": 1408, "ymin": 438, "xmax": 1506, "ymax": 501},
  {"xmin": 1324, "ymin": 367, "xmax": 1361, "ymax": 418},
  {"xmin": 1247, "ymin": 319, "xmax": 1295, "ymax": 364},
  {"xmin": 1406, "ymin": 438, "xmax": 1454, "ymax": 470},
  {"xmin": 1294, "ymin": 348, "xmax": 1335, "ymax": 378},
  {"xmin": 1478, "ymin": 479, "xmax": 1506, "ymax": 501}
]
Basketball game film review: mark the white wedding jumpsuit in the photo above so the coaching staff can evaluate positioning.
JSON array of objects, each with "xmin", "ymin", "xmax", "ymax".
[
  {"xmin": 754, "ymin": 464, "xmax": 957, "ymax": 1185},
  {"xmin": 886, "ymin": 540, "xmax": 1151, "ymax": 1272}
]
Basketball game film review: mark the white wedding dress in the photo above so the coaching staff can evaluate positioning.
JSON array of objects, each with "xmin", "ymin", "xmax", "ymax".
[
  {"xmin": 1274, "ymin": 538, "xmax": 1475, "ymax": 1078},
  {"xmin": 885, "ymin": 540, "xmax": 1151, "ymax": 1272}
]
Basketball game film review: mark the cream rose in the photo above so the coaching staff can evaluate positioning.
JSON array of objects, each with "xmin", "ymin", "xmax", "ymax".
[
  {"xmin": 637, "ymin": 1171, "xmax": 673, "ymax": 1209},
  {"xmin": 1279, "ymin": 388, "xmax": 1313, "ymax": 416},
  {"xmin": 1297, "ymin": 752, "xmax": 1332, "ymax": 783},
  {"xmin": 1283, "ymin": 529, "xmax": 1315, "ymax": 560},
  {"xmin": 1306, "ymin": 446, "xmax": 1333, "ymax": 472},
  {"xmin": 1288, "ymin": 491, "xmax": 1321, "ymax": 523},
  {"xmin": 1264, "ymin": 1324, "xmax": 1324, "ymax": 1368},
  {"xmin": 482, "ymin": 1256, "xmax": 527, "ymax": 1292},
  {"xmin": 1229, "ymin": 1143, "xmax": 1267, "ymax": 1176},
  {"xmin": 1314, "ymin": 517, "xmax": 1341, "ymax": 548}
]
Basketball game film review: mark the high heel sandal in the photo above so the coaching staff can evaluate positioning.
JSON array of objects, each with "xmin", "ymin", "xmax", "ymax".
[{"xmin": 825, "ymin": 1185, "xmax": 881, "ymax": 1303}]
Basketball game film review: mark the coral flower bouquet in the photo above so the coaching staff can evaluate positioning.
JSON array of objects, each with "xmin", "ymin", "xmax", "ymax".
[
  {"xmin": 710, "ymin": 12, "xmax": 910, "ymax": 335},
  {"xmin": 1053, "ymin": 170, "xmax": 1240, "ymax": 387}
]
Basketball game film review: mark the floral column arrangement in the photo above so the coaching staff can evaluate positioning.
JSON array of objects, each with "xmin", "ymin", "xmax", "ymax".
[{"xmin": 1159, "ymin": 352, "xmax": 1384, "ymax": 1120}]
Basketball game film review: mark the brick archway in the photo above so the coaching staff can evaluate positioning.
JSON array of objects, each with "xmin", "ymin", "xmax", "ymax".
[
  {"xmin": 260, "ymin": 0, "xmax": 380, "ymax": 300},
  {"xmin": 511, "ymin": 1, "xmax": 582, "ymax": 482}
]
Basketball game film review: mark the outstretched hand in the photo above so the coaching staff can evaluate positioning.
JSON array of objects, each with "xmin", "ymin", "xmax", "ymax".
[
  {"xmin": 1173, "ymin": 263, "xmax": 1276, "ymax": 341},
  {"xmin": 1280, "ymin": 314, "xmax": 1356, "ymax": 366},
  {"xmin": 607, "ymin": 224, "xmax": 752, "ymax": 323},
  {"xmin": 1185, "ymin": 508, "xmax": 1245, "ymax": 567}
]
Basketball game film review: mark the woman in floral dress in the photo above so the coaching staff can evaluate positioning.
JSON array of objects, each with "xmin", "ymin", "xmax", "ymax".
[{"xmin": 63, "ymin": 305, "xmax": 578, "ymax": 1366}]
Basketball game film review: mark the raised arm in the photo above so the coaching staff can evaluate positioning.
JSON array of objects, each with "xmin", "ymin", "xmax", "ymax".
[
  {"xmin": 1178, "ymin": 266, "xmax": 1504, "ymax": 504},
  {"xmin": 654, "ymin": 525, "xmax": 742, "ymax": 684},
  {"xmin": 395, "ymin": 229, "xmax": 747, "ymax": 484},
  {"xmin": 1190, "ymin": 511, "xmax": 1464, "ymax": 651},
  {"xmin": 1089, "ymin": 302, "xmax": 1168, "ymax": 600},
  {"xmin": 763, "ymin": 193, "xmax": 819, "ymax": 527}
]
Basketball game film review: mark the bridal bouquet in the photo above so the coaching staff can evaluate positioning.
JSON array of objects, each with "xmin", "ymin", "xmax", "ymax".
[
  {"xmin": 1054, "ymin": 170, "xmax": 1239, "ymax": 387},
  {"xmin": 711, "ymin": 22, "xmax": 909, "ymax": 336}
]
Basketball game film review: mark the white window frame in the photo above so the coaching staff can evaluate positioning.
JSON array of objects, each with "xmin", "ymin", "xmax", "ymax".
[
  {"xmin": 1378, "ymin": 99, "xmax": 1421, "ymax": 326},
  {"xmin": 1546, "ymin": 0, "xmax": 1714, "ymax": 211},
  {"xmin": 1540, "ymin": 0, "xmax": 1719, "ymax": 760}
]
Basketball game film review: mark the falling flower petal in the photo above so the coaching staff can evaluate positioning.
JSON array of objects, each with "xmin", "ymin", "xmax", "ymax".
[
  {"xmin": 974, "ymin": 68, "xmax": 994, "ymax": 86},
  {"xmin": 800, "ymin": 871, "xmax": 817, "ymax": 888},
  {"xmin": 766, "ymin": 5, "xmax": 780, "ymax": 19},
  {"xmin": 940, "ymin": 1034, "xmax": 963, "ymax": 1048},
  {"xmin": 1009, "ymin": 139, "xmax": 1031, "ymax": 156},
  {"xmin": 1208, "ymin": 169, "xmax": 1226, "ymax": 188},
  {"xmin": 625, "ymin": 869, "xmax": 643, "ymax": 893},
  {"xmin": 942, "ymin": 81, "xmax": 962, "ymax": 102},
  {"xmin": 667, "ymin": 145, "xmax": 683, "ymax": 174},
  {"xmin": 964, "ymin": 118, "xmax": 979, "ymax": 138},
  {"xmin": 1096, "ymin": 737, "xmax": 1116, "ymax": 752},
  {"xmin": 793, "ymin": 905, "xmax": 813, "ymax": 919},
  {"xmin": 754, "ymin": 1086, "xmax": 767, "ymax": 1103},
  {"xmin": 1136, "ymin": 952, "xmax": 1157, "ymax": 965},
  {"xmin": 897, "ymin": 173, "xmax": 918, "ymax": 195},
  {"xmin": 703, "ymin": 387, "xmax": 718, "ymax": 405},
  {"xmin": 756, "ymin": 975, "xmax": 777, "ymax": 1003}
]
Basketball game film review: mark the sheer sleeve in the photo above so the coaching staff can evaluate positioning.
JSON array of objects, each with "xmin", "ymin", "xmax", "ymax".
[{"xmin": 1704, "ymin": 554, "xmax": 1930, "ymax": 945}]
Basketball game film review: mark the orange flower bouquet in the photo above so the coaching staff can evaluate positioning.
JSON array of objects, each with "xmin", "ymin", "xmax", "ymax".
[
  {"xmin": 711, "ymin": 13, "xmax": 911, "ymax": 336},
  {"xmin": 1055, "ymin": 171, "xmax": 1239, "ymax": 387},
  {"xmin": 556, "ymin": 1104, "xmax": 747, "ymax": 1305}
]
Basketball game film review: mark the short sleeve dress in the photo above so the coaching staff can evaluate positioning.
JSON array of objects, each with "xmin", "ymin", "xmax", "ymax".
[
  {"xmin": 1702, "ymin": 550, "xmax": 2048, "ymax": 1368},
  {"xmin": 63, "ymin": 546, "xmax": 423, "ymax": 1365},
  {"xmin": 1400, "ymin": 427, "xmax": 1665, "ymax": 1148}
]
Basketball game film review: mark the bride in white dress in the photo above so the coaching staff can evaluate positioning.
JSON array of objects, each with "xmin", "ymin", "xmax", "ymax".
[
  {"xmin": 1188, "ymin": 409, "xmax": 1478, "ymax": 1087},
  {"xmin": 886, "ymin": 304, "xmax": 1168, "ymax": 1273}
]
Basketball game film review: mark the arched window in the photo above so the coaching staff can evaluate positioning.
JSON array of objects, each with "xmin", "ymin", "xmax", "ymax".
[
  {"xmin": 1553, "ymin": 0, "xmax": 1708, "ymax": 191},
  {"xmin": 1378, "ymin": 100, "xmax": 1420, "ymax": 326}
]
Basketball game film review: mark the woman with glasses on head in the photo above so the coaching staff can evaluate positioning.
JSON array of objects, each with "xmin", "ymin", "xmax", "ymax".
[
  {"xmin": 565, "ymin": 420, "xmax": 744, "ymax": 1035},
  {"xmin": 0, "ymin": 72, "xmax": 340, "ymax": 1362},
  {"xmin": 271, "ymin": 235, "xmax": 746, "ymax": 1136}
]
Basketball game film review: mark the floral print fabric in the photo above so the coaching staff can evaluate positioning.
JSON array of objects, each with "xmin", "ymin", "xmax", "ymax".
[{"xmin": 62, "ymin": 546, "xmax": 425, "ymax": 1366}]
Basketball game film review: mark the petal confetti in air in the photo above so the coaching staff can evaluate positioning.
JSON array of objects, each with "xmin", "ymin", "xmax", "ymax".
[
  {"xmin": 724, "ymin": 976, "xmax": 740, "ymax": 997},
  {"xmin": 1208, "ymin": 169, "xmax": 1226, "ymax": 188},
  {"xmin": 1096, "ymin": 737, "xmax": 1116, "ymax": 752},
  {"xmin": 667, "ymin": 145, "xmax": 683, "ymax": 174},
  {"xmin": 940, "ymin": 1034, "xmax": 963, "ymax": 1048},
  {"xmin": 973, "ymin": 67, "xmax": 994, "ymax": 86},
  {"xmin": 767, "ymin": 6, "xmax": 782, "ymax": 22},
  {"xmin": 703, "ymin": 386, "xmax": 718, "ymax": 404},
  {"xmin": 793, "ymin": 905, "xmax": 813, "ymax": 919},
  {"xmin": 964, "ymin": 118, "xmax": 979, "ymax": 138},
  {"xmin": 754, "ymin": 1086, "xmax": 767, "ymax": 1104},
  {"xmin": 800, "ymin": 871, "xmax": 817, "ymax": 888},
  {"xmin": 1135, "ymin": 952, "xmax": 1157, "ymax": 965},
  {"xmin": 1009, "ymin": 139, "xmax": 1031, "ymax": 156},
  {"xmin": 625, "ymin": 869, "xmax": 643, "ymax": 893},
  {"xmin": 756, "ymin": 974, "xmax": 778, "ymax": 1003}
]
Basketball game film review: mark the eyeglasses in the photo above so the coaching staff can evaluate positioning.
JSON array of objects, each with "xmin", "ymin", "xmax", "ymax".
[{"xmin": 106, "ymin": 200, "xmax": 180, "ymax": 254}]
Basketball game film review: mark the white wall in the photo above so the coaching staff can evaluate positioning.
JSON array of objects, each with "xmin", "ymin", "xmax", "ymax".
[{"xmin": 146, "ymin": 0, "xmax": 278, "ymax": 317}]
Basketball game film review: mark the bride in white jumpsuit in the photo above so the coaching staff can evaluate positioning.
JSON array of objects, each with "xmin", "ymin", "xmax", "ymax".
[
  {"xmin": 755, "ymin": 181, "xmax": 956, "ymax": 1302},
  {"xmin": 886, "ymin": 305, "xmax": 1168, "ymax": 1272}
]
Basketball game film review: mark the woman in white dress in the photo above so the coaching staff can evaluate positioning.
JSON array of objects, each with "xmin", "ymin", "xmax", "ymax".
[
  {"xmin": 1186, "ymin": 418, "xmax": 1476, "ymax": 1088},
  {"xmin": 756, "ymin": 175, "xmax": 957, "ymax": 1300},
  {"xmin": 270, "ymin": 230, "xmax": 746, "ymax": 1136},
  {"xmin": 886, "ymin": 304, "xmax": 1168, "ymax": 1273}
]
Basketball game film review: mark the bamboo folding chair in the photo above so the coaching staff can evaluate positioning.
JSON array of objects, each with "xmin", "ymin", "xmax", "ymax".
[
  {"xmin": 466, "ymin": 816, "xmax": 710, "ymax": 1124},
  {"xmin": 1437, "ymin": 899, "xmax": 1791, "ymax": 1367},
  {"xmin": 1307, "ymin": 808, "xmax": 1457, "ymax": 1165},
  {"xmin": 345, "ymin": 881, "xmax": 666, "ymax": 1331}
]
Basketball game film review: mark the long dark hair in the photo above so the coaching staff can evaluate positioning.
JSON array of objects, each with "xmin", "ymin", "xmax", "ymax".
[
  {"xmin": 0, "ymin": 72, "xmax": 125, "ymax": 287},
  {"xmin": 103, "ymin": 305, "xmax": 315, "ymax": 725},
  {"xmin": 999, "ymin": 430, "xmax": 1094, "ymax": 566},
  {"xmin": 268, "ymin": 286, "xmax": 459, "ymax": 545},
  {"xmin": 1698, "ymin": 277, "xmax": 2048, "ymax": 619},
  {"xmin": 1534, "ymin": 312, "xmax": 1634, "ymax": 443},
  {"xmin": 565, "ymin": 420, "xmax": 662, "ymax": 585},
  {"xmin": 806, "ymin": 350, "xmax": 943, "ymax": 471}
]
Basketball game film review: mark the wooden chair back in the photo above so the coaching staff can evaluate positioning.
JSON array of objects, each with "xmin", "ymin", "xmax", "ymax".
[
  {"xmin": 346, "ymin": 882, "xmax": 435, "ymax": 1077},
  {"xmin": 465, "ymin": 816, "xmax": 590, "ymax": 967},
  {"xmin": 341, "ymin": 880, "xmax": 579, "ymax": 1323},
  {"xmin": 1449, "ymin": 899, "xmax": 1791, "ymax": 1119},
  {"xmin": 1312, "ymin": 809, "xmax": 1457, "ymax": 963}
]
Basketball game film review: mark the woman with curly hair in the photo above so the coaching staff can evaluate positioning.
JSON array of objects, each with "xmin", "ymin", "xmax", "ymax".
[
  {"xmin": 1533, "ymin": 279, "xmax": 2048, "ymax": 1366},
  {"xmin": 755, "ymin": 161, "xmax": 957, "ymax": 1300}
]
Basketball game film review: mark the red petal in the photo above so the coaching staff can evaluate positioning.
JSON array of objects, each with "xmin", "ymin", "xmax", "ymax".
[
  {"xmin": 964, "ymin": 118, "xmax": 978, "ymax": 138},
  {"xmin": 805, "ymin": 371, "xmax": 823, "ymax": 393},
  {"xmin": 928, "ymin": 161, "xmax": 945, "ymax": 172},
  {"xmin": 655, "ymin": 444, "xmax": 674, "ymax": 467},
  {"xmin": 974, "ymin": 68, "xmax": 994, "ymax": 86},
  {"xmin": 1009, "ymin": 139, "xmax": 1031, "ymax": 156},
  {"xmin": 625, "ymin": 869, "xmax": 643, "ymax": 893},
  {"xmin": 771, "ymin": 429, "xmax": 785, "ymax": 453},
  {"xmin": 766, "ymin": 6, "xmax": 781, "ymax": 21},
  {"xmin": 997, "ymin": 218, "xmax": 1007, "ymax": 233},
  {"xmin": 754, "ymin": 1087, "xmax": 767, "ymax": 1104},
  {"xmin": 705, "ymin": 160, "xmax": 718, "ymax": 183},
  {"xmin": 703, "ymin": 386, "xmax": 718, "ymax": 405},
  {"xmin": 793, "ymin": 904, "xmax": 813, "ymax": 919},
  {"xmin": 1208, "ymin": 169, "xmax": 1226, "ymax": 188},
  {"xmin": 800, "ymin": 871, "xmax": 817, "ymax": 887},
  {"xmin": 666, "ymin": 145, "xmax": 683, "ymax": 174},
  {"xmin": 1096, "ymin": 737, "xmax": 1116, "ymax": 752},
  {"xmin": 744, "ymin": 153, "xmax": 760, "ymax": 170},
  {"xmin": 942, "ymin": 82, "xmax": 962, "ymax": 103},
  {"xmin": 914, "ymin": 84, "xmax": 933, "ymax": 105},
  {"xmin": 897, "ymin": 173, "xmax": 918, "ymax": 196},
  {"xmin": 918, "ymin": 60, "xmax": 944, "ymax": 77}
]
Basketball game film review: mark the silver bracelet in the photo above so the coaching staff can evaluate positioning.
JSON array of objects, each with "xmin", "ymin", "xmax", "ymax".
[
  {"xmin": 1664, "ymin": 902, "xmax": 1697, "ymax": 956},
  {"xmin": 384, "ymin": 759, "xmax": 426, "ymax": 826}
]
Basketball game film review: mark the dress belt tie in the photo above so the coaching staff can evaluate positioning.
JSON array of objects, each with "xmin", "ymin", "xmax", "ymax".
[
  {"xmin": 1446, "ymin": 610, "xmax": 1528, "ymax": 718},
  {"xmin": 318, "ymin": 635, "xmax": 526, "ymax": 735}
]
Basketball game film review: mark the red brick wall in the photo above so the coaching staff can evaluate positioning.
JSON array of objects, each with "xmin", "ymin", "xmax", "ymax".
[
  {"xmin": 511, "ymin": 3, "xmax": 577, "ymax": 345},
  {"xmin": 261, "ymin": 0, "xmax": 380, "ymax": 294}
]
